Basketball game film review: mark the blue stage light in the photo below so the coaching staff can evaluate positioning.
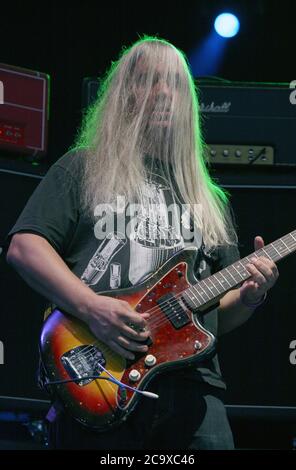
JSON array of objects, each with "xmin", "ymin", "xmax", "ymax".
[{"xmin": 214, "ymin": 13, "xmax": 240, "ymax": 38}]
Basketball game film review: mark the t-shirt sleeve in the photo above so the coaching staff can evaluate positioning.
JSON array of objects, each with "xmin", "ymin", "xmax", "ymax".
[{"xmin": 6, "ymin": 164, "xmax": 79, "ymax": 256}]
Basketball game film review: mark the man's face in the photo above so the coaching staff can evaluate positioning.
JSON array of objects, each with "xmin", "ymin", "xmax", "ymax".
[{"xmin": 132, "ymin": 59, "xmax": 181, "ymax": 129}]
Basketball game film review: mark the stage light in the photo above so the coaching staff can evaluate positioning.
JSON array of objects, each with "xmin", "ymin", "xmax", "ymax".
[{"xmin": 214, "ymin": 13, "xmax": 240, "ymax": 38}]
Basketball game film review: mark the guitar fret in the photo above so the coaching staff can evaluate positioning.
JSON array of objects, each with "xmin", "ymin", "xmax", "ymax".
[
  {"xmin": 232, "ymin": 264, "xmax": 246, "ymax": 281},
  {"xmin": 268, "ymin": 240, "xmax": 290, "ymax": 260},
  {"xmin": 182, "ymin": 229, "xmax": 296, "ymax": 313},
  {"xmin": 186, "ymin": 291, "xmax": 200, "ymax": 308},
  {"xmin": 189, "ymin": 286, "xmax": 204, "ymax": 306},
  {"xmin": 238, "ymin": 261, "xmax": 249, "ymax": 279},
  {"xmin": 206, "ymin": 277, "xmax": 221, "ymax": 295},
  {"xmin": 219, "ymin": 271, "xmax": 232, "ymax": 288},
  {"xmin": 268, "ymin": 245, "xmax": 281, "ymax": 259},
  {"xmin": 282, "ymin": 235, "xmax": 294, "ymax": 248},
  {"xmin": 197, "ymin": 283, "xmax": 212, "ymax": 301},
  {"xmin": 224, "ymin": 267, "xmax": 237, "ymax": 284},
  {"xmin": 190, "ymin": 284, "xmax": 206, "ymax": 305},
  {"xmin": 284, "ymin": 235, "xmax": 294, "ymax": 247},
  {"xmin": 213, "ymin": 273, "xmax": 224, "ymax": 291},
  {"xmin": 280, "ymin": 238, "xmax": 291, "ymax": 253},
  {"xmin": 266, "ymin": 247, "xmax": 277, "ymax": 259},
  {"xmin": 261, "ymin": 248, "xmax": 273, "ymax": 260},
  {"xmin": 274, "ymin": 240, "xmax": 289, "ymax": 257}
]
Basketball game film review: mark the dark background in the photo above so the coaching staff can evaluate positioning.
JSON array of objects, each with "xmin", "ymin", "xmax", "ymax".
[
  {"xmin": 0, "ymin": 0, "xmax": 296, "ymax": 446},
  {"xmin": 0, "ymin": 0, "xmax": 294, "ymax": 162}
]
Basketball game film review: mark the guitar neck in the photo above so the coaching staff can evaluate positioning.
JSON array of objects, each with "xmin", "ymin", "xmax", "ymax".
[{"xmin": 182, "ymin": 230, "xmax": 296, "ymax": 310}]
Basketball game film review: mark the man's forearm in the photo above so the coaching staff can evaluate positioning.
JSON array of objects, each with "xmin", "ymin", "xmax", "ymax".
[
  {"xmin": 6, "ymin": 233, "xmax": 98, "ymax": 322},
  {"xmin": 218, "ymin": 288, "xmax": 257, "ymax": 336}
]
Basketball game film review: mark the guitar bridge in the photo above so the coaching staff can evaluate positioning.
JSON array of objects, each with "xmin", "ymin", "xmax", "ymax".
[{"xmin": 61, "ymin": 345, "xmax": 106, "ymax": 386}]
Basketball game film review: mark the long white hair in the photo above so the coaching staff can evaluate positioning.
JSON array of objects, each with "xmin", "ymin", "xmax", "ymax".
[{"xmin": 71, "ymin": 36, "xmax": 237, "ymax": 248}]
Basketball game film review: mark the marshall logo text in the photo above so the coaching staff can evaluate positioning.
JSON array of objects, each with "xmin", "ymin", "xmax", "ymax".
[{"xmin": 200, "ymin": 101, "xmax": 231, "ymax": 113}]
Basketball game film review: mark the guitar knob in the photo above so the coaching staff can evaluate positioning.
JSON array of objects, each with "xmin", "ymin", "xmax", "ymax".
[
  {"xmin": 144, "ymin": 354, "xmax": 157, "ymax": 367},
  {"xmin": 194, "ymin": 340, "xmax": 202, "ymax": 350},
  {"xmin": 129, "ymin": 369, "xmax": 141, "ymax": 382}
]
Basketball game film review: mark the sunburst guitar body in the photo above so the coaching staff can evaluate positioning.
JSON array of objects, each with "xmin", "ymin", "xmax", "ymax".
[
  {"xmin": 40, "ymin": 229, "xmax": 296, "ymax": 430},
  {"xmin": 40, "ymin": 247, "xmax": 216, "ymax": 430}
]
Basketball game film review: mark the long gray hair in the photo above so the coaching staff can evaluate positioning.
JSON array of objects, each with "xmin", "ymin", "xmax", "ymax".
[{"xmin": 71, "ymin": 36, "xmax": 237, "ymax": 248}]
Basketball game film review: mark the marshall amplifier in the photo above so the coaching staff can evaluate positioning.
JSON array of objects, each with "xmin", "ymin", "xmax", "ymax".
[
  {"xmin": 81, "ymin": 77, "xmax": 296, "ymax": 167},
  {"xmin": 0, "ymin": 63, "xmax": 50, "ymax": 159},
  {"xmin": 198, "ymin": 81, "xmax": 296, "ymax": 167}
]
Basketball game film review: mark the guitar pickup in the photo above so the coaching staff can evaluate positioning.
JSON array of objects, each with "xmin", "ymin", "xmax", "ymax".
[{"xmin": 157, "ymin": 293, "xmax": 190, "ymax": 329}]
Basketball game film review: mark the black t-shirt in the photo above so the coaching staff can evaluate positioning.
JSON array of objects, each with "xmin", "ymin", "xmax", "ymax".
[{"xmin": 8, "ymin": 150, "xmax": 240, "ymax": 389}]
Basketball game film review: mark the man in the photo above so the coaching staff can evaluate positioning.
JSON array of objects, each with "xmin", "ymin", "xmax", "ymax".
[{"xmin": 6, "ymin": 36, "xmax": 278, "ymax": 449}]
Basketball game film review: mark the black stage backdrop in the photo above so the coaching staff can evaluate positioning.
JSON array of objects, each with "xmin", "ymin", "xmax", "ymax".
[
  {"xmin": 0, "ymin": 0, "xmax": 295, "ymax": 407},
  {"xmin": 0, "ymin": 0, "xmax": 294, "ymax": 164}
]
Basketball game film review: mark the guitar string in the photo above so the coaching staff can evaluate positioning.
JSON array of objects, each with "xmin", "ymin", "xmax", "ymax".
[
  {"xmin": 51, "ymin": 236, "xmax": 296, "ymax": 396},
  {"xmin": 94, "ymin": 235, "xmax": 296, "ymax": 335},
  {"xmin": 75, "ymin": 237, "xmax": 296, "ymax": 366},
  {"xmin": 74, "ymin": 237, "xmax": 296, "ymax": 363},
  {"xmin": 73, "ymin": 241, "xmax": 296, "ymax": 370},
  {"xmin": 72, "ymin": 236, "xmax": 296, "ymax": 362},
  {"xmin": 83, "ymin": 235, "xmax": 296, "ymax": 347}
]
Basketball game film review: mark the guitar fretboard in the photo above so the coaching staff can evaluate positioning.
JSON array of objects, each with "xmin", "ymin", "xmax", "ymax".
[{"xmin": 182, "ymin": 230, "xmax": 296, "ymax": 310}]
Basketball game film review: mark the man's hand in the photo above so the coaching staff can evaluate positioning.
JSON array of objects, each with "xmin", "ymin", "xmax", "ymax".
[
  {"xmin": 6, "ymin": 234, "xmax": 151, "ymax": 361},
  {"xmin": 86, "ymin": 295, "xmax": 150, "ymax": 360},
  {"xmin": 240, "ymin": 235, "xmax": 279, "ymax": 305}
]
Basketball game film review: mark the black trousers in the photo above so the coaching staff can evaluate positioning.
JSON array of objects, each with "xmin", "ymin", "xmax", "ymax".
[{"xmin": 47, "ymin": 373, "xmax": 234, "ymax": 450}]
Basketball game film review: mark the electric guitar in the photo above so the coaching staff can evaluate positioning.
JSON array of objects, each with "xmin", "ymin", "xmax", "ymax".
[{"xmin": 40, "ymin": 230, "xmax": 296, "ymax": 430}]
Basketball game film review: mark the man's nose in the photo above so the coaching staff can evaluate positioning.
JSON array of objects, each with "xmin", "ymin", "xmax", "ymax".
[
  {"xmin": 154, "ymin": 79, "xmax": 172, "ymax": 97},
  {"xmin": 161, "ymin": 82, "xmax": 171, "ymax": 94},
  {"xmin": 154, "ymin": 90, "xmax": 173, "ymax": 109}
]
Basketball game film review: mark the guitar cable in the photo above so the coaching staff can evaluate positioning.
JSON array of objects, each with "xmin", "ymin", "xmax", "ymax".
[{"xmin": 45, "ymin": 362, "xmax": 159, "ymax": 400}]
